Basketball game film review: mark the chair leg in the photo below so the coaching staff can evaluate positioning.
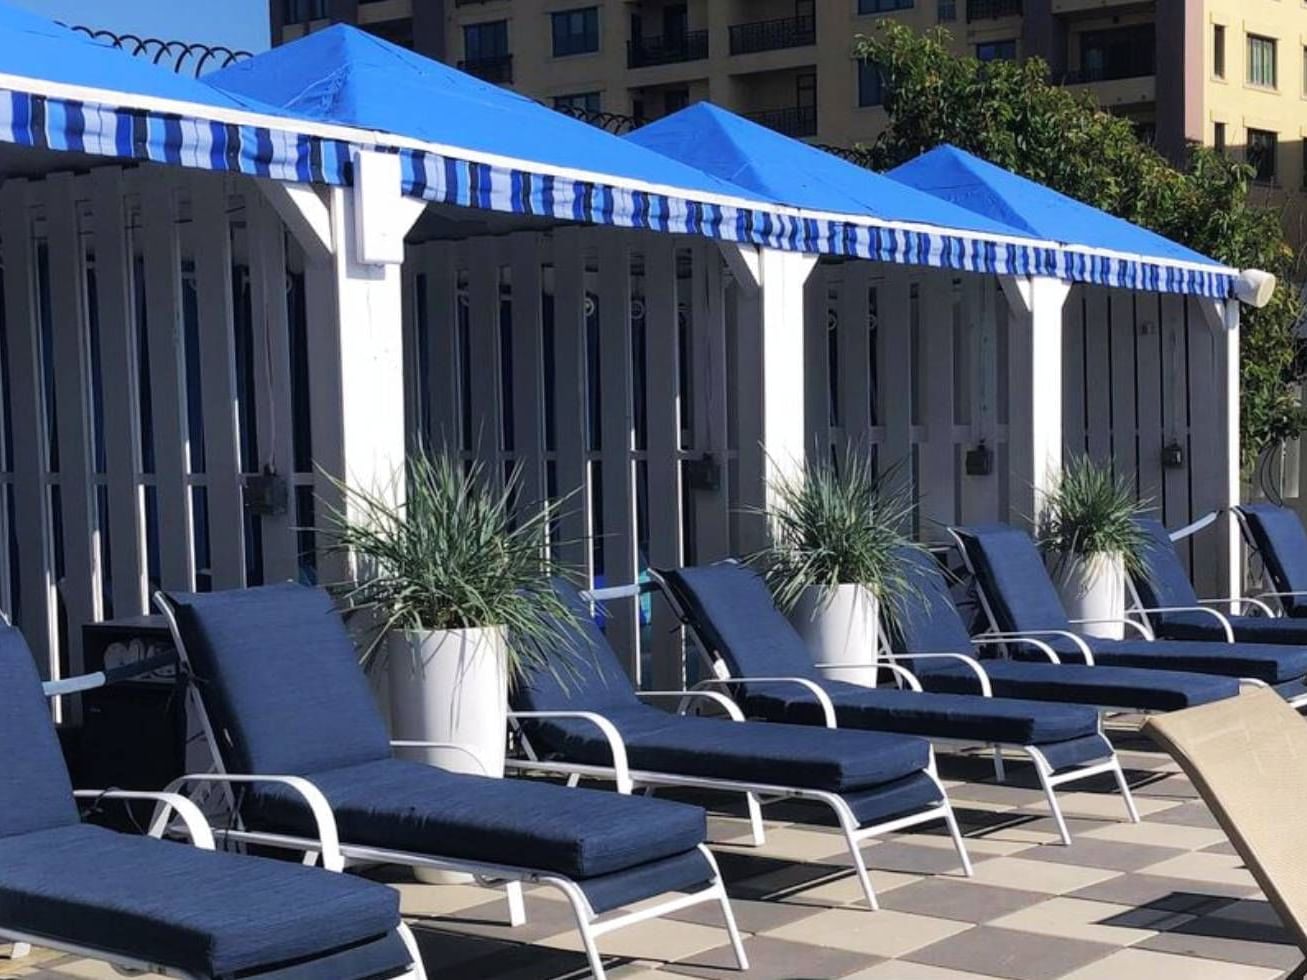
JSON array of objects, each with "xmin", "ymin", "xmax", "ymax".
[
  {"xmin": 506, "ymin": 882, "xmax": 527, "ymax": 927},
  {"xmin": 844, "ymin": 831, "xmax": 880, "ymax": 911},
  {"xmin": 1110, "ymin": 757, "xmax": 1142, "ymax": 824},
  {"xmin": 576, "ymin": 917, "xmax": 608, "ymax": 980},
  {"xmin": 699, "ymin": 845, "xmax": 749, "ymax": 970},
  {"xmin": 992, "ymin": 746, "xmax": 1006, "ymax": 782},
  {"xmin": 746, "ymin": 792, "xmax": 766, "ymax": 846},
  {"xmin": 941, "ymin": 802, "xmax": 974, "ymax": 877},
  {"xmin": 396, "ymin": 922, "xmax": 429, "ymax": 980},
  {"xmin": 8, "ymin": 943, "xmax": 30, "ymax": 960},
  {"xmin": 1034, "ymin": 764, "xmax": 1073, "ymax": 845},
  {"xmin": 566, "ymin": 773, "xmax": 581, "ymax": 789}
]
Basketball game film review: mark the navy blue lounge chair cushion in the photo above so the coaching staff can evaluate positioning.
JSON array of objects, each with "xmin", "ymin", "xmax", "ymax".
[
  {"xmin": 241, "ymin": 757, "xmax": 708, "ymax": 881},
  {"xmin": 891, "ymin": 545, "xmax": 1239, "ymax": 710},
  {"xmin": 1133, "ymin": 518, "xmax": 1307, "ymax": 645},
  {"xmin": 0, "ymin": 823, "xmax": 403, "ymax": 978},
  {"xmin": 1239, "ymin": 503, "xmax": 1307, "ymax": 618},
  {"xmin": 0, "ymin": 628, "xmax": 79, "ymax": 838},
  {"xmin": 524, "ymin": 704, "xmax": 933, "ymax": 795},
  {"xmin": 918, "ymin": 659, "xmax": 1239, "ymax": 711},
  {"xmin": 163, "ymin": 584, "xmax": 393, "ymax": 775},
  {"xmin": 1044, "ymin": 637, "xmax": 1307, "ymax": 685},
  {"xmin": 953, "ymin": 524, "xmax": 1075, "ymax": 633},
  {"xmin": 660, "ymin": 564, "xmax": 1103, "ymax": 748}
]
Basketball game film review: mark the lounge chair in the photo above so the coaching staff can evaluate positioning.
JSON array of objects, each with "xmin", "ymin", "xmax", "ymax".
[
  {"xmin": 155, "ymin": 582, "xmax": 747, "ymax": 980},
  {"xmin": 652, "ymin": 563, "xmax": 1138, "ymax": 846},
  {"xmin": 890, "ymin": 545, "xmax": 1241, "ymax": 712},
  {"xmin": 951, "ymin": 523, "xmax": 1307, "ymax": 705},
  {"xmin": 0, "ymin": 622, "xmax": 424, "ymax": 980},
  {"xmin": 1144, "ymin": 687, "xmax": 1307, "ymax": 980},
  {"xmin": 507, "ymin": 579, "xmax": 973, "ymax": 909},
  {"xmin": 1132, "ymin": 516, "xmax": 1307, "ymax": 646},
  {"xmin": 1233, "ymin": 502, "xmax": 1307, "ymax": 618}
]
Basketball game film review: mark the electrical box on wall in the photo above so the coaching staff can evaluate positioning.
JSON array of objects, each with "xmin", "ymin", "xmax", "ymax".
[{"xmin": 352, "ymin": 148, "xmax": 407, "ymax": 265}]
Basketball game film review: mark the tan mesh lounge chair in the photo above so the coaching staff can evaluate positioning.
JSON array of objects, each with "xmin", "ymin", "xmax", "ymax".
[{"xmin": 1144, "ymin": 688, "xmax": 1307, "ymax": 978}]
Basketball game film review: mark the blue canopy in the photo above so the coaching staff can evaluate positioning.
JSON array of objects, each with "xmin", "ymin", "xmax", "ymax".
[
  {"xmin": 0, "ymin": 0, "xmax": 359, "ymax": 183},
  {"xmin": 888, "ymin": 145, "xmax": 1228, "ymax": 276},
  {"xmin": 631, "ymin": 105, "xmax": 1234, "ymax": 298}
]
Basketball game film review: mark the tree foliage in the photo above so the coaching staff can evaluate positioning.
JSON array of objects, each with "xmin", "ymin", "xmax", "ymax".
[{"xmin": 853, "ymin": 22, "xmax": 1305, "ymax": 468}]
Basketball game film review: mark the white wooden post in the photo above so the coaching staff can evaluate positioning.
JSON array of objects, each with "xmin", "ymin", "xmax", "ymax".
[
  {"xmin": 721, "ymin": 244, "xmax": 817, "ymax": 531},
  {"xmin": 260, "ymin": 153, "xmax": 423, "ymax": 577},
  {"xmin": 1002, "ymin": 274, "xmax": 1071, "ymax": 525},
  {"xmin": 1200, "ymin": 298, "xmax": 1242, "ymax": 599}
]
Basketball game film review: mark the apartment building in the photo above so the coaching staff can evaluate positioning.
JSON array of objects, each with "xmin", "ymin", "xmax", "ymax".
[{"xmin": 271, "ymin": 1, "xmax": 1307, "ymax": 237}]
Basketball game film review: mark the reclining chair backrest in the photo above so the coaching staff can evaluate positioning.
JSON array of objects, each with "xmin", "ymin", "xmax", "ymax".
[
  {"xmin": 1131, "ymin": 518, "xmax": 1201, "ymax": 626},
  {"xmin": 954, "ymin": 524, "xmax": 1073, "ymax": 633},
  {"xmin": 162, "ymin": 583, "xmax": 393, "ymax": 776},
  {"xmin": 889, "ymin": 547, "xmax": 977, "ymax": 677},
  {"xmin": 657, "ymin": 564, "xmax": 821, "ymax": 681},
  {"xmin": 1238, "ymin": 503, "xmax": 1307, "ymax": 618},
  {"xmin": 512, "ymin": 579, "xmax": 642, "ymax": 713},
  {"xmin": 0, "ymin": 627, "xmax": 79, "ymax": 837},
  {"xmin": 1145, "ymin": 688, "xmax": 1307, "ymax": 957}
]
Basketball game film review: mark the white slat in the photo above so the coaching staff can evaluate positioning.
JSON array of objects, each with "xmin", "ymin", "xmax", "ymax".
[
  {"xmin": 1109, "ymin": 290, "xmax": 1138, "ymax": 489},
  {"xmin": 731, "ymin": 254, "xmax": 765, "ymax": 556},
  {"xmin": 1082, "ymin": 287, "xmax": 1111, "ymax": 465},
  {"xmin": 0, "ymin": 180, "xmax": 56, "ymax": 667},
  {"xmin": 89, "ymin": 168, "xmax": 146, "ymax": 615},
  {"xmin": 246, "ymin": 189, "xmax": 298, "ymax": 582},
  {"xmin": 550, "ymin": 227, "xmax": 591, "ymax": 574},
  {"xmin": 465, "ymin": 238, "xmax": 503, "ymax": 480},
  {"xmin": 963, "ymin": 275, "xmax": 999, "ymax": 523},
  {"xmin": 509, "ymin": 232, "xmax": 546, "ymax": 507},
  {"xmin": 44, "ymin": 173, "xmax": 98, "ymax": 681},
  {"xmin": 1062, "ymin": 286, "xmax": 1086, "ymax": 458},
  {"xmin": 1158, "ymin": 294, "xmax": 1190, "ymax": 562},
  {"xmin": 136, "ymin": 169, "xmax": 195, "ymax": 589},
  {"xmin": 918, "ymin": 269, "xmax": 955, "ymax": 536},
  {"xmin": 803, "ymin": 264, "xmax": 830, "ymax": 462},
  {"xmin": 422, "ymin": 243, "xmax": 461, "ymax": 453},
  {"xmin": 190, "ymin": 177, "xmax": 245, "ymax": 589},
  {"xmin": 1134, "ymin": 294, "xmax": 1165, "ymax": 509},
  {"xmin": 839, "ymin": 263, "xmax": 872, "ymax": 454},
  {"xmin": 878, "ymin": 272, "xmax": 913, "ymax": 477},
  {"xmin": 596, "ymin": 231, "xmax": 638, "ymax": 676},
  {"xmin": 1186, "ymin": 299, "xmax": 1224, "ymax": 595},
  {"xmin": 642, "ymin": 236, "xmax": 684, "ymax": 690}
]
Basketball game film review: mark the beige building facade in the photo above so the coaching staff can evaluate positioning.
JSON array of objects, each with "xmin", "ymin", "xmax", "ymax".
[{"xmin": 273, "ymin": 1, "xmax": 1307, "ymax": 241}]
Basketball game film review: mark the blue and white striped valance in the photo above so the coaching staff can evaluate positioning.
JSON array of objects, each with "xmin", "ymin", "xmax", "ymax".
[
  {"xmin": 0, "ymin": 88, "xmax": 1236, "ymax": 301},
  {"xmin": 400, "ymin": 148, "xmax": 1236, "ymax": 300}
]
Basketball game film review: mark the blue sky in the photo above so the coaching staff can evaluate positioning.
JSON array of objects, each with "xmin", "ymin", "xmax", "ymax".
[{"xmin": 12, "ymin": 0, "xmax": 270, "ymax": 53}]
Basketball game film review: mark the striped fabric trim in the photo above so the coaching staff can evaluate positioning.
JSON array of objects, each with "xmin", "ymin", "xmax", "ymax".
[
  {"xmin": 0, "ymin": 87, "xmax": 1235, "ymax": 300},
  {"xmin": 401, "ymin": 148, "xmax": 1235, "ymax": 300}
]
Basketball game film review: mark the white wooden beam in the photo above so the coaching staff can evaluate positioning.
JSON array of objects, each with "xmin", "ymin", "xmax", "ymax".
[
  {"xmin": 1003, "ymin": 274, "xmax": 1072, "ymax": 525},
  {"xmin": 259, "ymin": 181, "xmax": 332, "ymax": 262},
  {"xmin": 718, "ymin": 242, "xmax": 761, "ymax": 295},
  {"xmin": 1217, "ymin": 303, "xmax": 1241, "ymax": 599},
  {"xmin": 758, "ymin": 248, "xmax": 819, "ymax": 504}
]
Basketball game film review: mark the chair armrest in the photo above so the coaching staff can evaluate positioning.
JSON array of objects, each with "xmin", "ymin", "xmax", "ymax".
[
  {"xmin": 74, "ymin": 790, "xmax": 215, "ymax": 850},
  {"xmin": 812, "ymin": 659, "xmax": 923, "ymax": 692},
  {"xmin": 979, "ymin": 629, "xmax": 1095, "ymax": 665},
  {"xmin": 694, "ymin": 676, "xmax": 837, "ymax": 728},
  {"xmin": 390, "ymin": 740, "xmax": 491, "ymax": 776},
  {"xmin": 1199, "ymin": 596, "xmax": 1277, "ymax": 618},
  {"xmin": 507, "ymin": 710, "xmax": 632, "ymax": 793},
  {"xmin": 971, "ymin": 634, "xmax": 1061, "ymax": 664},
  {"xmin": 161, "ymin": 773, "xmax": 343, "ymax": 871},
  {"xmin": 1128, "ymin": 605, "xmax": 1233, "ymax": 642},
  {"xmin": 1071, "ymin": 616, "xmax": 1155, "ymax": 641},
  {"xmin": 888, "ymin": 653, "xmax": 990, "ymax": 696},
  {"xmin": 637, "ymin": 690, "xmax": 745, "ymax": 721}
]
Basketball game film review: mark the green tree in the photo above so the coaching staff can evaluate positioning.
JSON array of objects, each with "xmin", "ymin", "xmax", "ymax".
[{"xmin": 853, "ymin": 22, "xmax": 1305, "ymax": 469}]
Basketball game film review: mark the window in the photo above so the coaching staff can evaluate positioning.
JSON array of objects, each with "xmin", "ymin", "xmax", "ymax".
[
  {"xmin": 858, "ymin": 59, "xmax": 885, "ymax": 106},
  {"xmin": 1247, "ymin": 128, "xmax": 1278, "ymax": 183},
  {"xmin": 1214, "ymin": 121, "xmax": 1225, "ymax": 154},
  {"xmin": 464, "ymin": 20, "xmax": 509, "ymax": 61},
  {"xmin": 937, "ymin": 0, "xmax": 957, "ymax": 20},
  {"xmin": 1247, "ymin": 34, "xmax": 1277, "ymax": 88},
  {"xmin": 553, "ymin": 91, "xmax": 601, "ymax": 114},
  {"xmin": 1213, "ymin": 24, "xmax": 1225, "ymax": 78},
  {"xmin": 552, "ymin": 7, "xmax": 600, "ymax": 57},
  {"xmin": 1079, "ymin": 25, "xmax": 1154, "ymax": 82},
  {"xmin": 284, "ymin": 0, "xmax": 326, "ymax": 22},
  {"xmin": 664, "ymin": 87, "xmax": 689, "ymax": 115},
  {"xmin": 976, "ymin": 39, "xmax": 1016, "ymax": 62},
  {"xmin": 858, "ymin": 0, "xmax": 913, "ymax": 13}
]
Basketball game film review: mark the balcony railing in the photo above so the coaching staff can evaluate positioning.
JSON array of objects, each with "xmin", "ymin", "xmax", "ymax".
[
  {"xmin": 745, "ymin": 104, "xmax": 817, "ymax": 138},
  {"xmin": 1061, "ymin": 60, "xmax": 1155, "ymax": 83},
  {"xmin": 728, "ymin": 15, "xmax": 816, "ymax": 55},
  {"xmin": 967, "ymin": 0, "xmax": 1022, "ymax": 20},
  {"xmin": 627, "ymin": 30, "xmax": 709, "ymax": 68},
  {"xmin": 458, "ymin": 53, "xmax": 513, "ymax": 83}
]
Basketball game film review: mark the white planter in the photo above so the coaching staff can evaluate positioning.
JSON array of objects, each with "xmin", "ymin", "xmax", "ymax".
[
  {"xmin": 1052, "ymin": 553, "xmax": 1125, "ymax": 640},
  {"xmin": 789, "ymin": 584, "xmax": 880, "ymax": 686},
  {"xmin": 386, "ymin": 626, "xmax": 508, "ymax": 885}
]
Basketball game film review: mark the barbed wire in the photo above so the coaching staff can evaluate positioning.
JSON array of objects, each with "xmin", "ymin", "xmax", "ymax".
[{"xmin": 61, "ymin": 23, "xmax": 253, "ymax": 77}]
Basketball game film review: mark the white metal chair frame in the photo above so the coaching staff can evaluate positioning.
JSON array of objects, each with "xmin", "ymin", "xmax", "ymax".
[
  {"xmin": 507, "ymin": 588, "xmax": 973, "ymax": 910},
  {"xmin": 646, "ymin": 569, "xmax": 1138, "ymax": 847},
  {"xmin": 153, "ymin": 592, "xmax": 744, "ymax": 980},
  {"xmin": 0, "ymin": 671, "xmax": 428, "ymax": 980}
]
